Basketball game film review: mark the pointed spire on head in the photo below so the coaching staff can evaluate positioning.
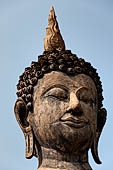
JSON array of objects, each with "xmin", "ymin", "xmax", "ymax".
[{"xmin": 44, "ymin": 6, "xmax": 65, "ymax": 52}]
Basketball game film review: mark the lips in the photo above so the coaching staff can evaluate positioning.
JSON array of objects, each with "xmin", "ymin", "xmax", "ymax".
[{"xmin": 60, "ymin": 113, "xmax": 89, "ymax": 128}]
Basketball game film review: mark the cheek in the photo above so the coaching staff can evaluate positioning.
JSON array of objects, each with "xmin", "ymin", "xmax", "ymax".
[
  {"xmin": 81, "ymin": 103, "xmax": 97, "ymax": 129},
  {"xmin": 34, "ymin": 98, "xmax": 68, "ymax": 125},
  {"xmin": 32, "ymin": 99, "xmax": 69, "ymax": 146}
]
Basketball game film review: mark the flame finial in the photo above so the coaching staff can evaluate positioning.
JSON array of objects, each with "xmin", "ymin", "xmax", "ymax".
[{"xmin": 44, "ymin": 6, "xmax": 65, "ymax": 51}]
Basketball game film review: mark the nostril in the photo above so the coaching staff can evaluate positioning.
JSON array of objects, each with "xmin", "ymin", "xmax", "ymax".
[
  {"xmin": 66, "ymin": 93, "xmax": 83, "ymax": 116},
  {"xmin": 70, "ymin": 103, "xmax": 83, "ymax": 116},
  {"xmin": 66, "ymin": 108, "xmax": 83, "ymax": 116},
  {"xmin": 71, "ymin": 110, "xmax": 83, "ymax": 116}
]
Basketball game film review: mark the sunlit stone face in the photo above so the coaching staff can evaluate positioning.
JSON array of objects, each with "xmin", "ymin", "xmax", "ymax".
[{"xmin": 31, "ymin": 71, "xmax": 98, "ymax": 154}]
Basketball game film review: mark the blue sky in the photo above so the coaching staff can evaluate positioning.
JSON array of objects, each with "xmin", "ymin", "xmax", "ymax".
[{"xmin": 0, "ymin": 0, "xmax": 113, "ymax": 169}]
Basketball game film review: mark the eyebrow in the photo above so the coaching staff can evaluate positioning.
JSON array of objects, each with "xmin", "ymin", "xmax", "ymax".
[{"xmin": 41, "ymin": 84, "xmax": 69, "ymax": 97}]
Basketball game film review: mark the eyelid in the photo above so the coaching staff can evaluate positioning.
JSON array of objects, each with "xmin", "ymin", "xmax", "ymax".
[
  {"xmin": 76, "ymin": 86, "xmax": 88, "ymax": 96},
  {"xmin": 41, "ymin": 84, "xmax": 69, "ymax": 97},
  {"xmin": 76, "ymin": 87, "xmax": 95, "ymax": 104}
]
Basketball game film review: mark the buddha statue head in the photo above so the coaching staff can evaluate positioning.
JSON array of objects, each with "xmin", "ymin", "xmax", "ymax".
[{"xmin": 14, "ymin": 7, "xmax": 107, "ymax": 170}]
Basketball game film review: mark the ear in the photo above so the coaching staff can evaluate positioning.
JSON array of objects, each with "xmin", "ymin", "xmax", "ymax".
[
  {"xmin": 14, "ymin": 98, "xmax": 34, "ymax": 159},
  {"xmin": 91, "ymin": 108, "xmax": 107, "ymax": 164}
]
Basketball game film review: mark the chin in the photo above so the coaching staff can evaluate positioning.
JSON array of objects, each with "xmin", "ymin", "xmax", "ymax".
[{"xmin": 41, "ymin": 122, "xmax": 94, "ymax": 154}]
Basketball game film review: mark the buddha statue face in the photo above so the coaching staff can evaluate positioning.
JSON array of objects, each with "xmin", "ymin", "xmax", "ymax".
[
  {"xmin": 29, "ymin": 71, "xmax": 98, "ymax": 154},
  {"xmin": 14, "ymin": 50, "xmax": 107, "ymax": 167}
]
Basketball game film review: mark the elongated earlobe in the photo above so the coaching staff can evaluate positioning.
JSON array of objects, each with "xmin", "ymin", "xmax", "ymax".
[
  {"xmin": 91, "ymin": 108, "xmax": 107, "ymax": 164},
  {"xmin": 14, "ymin": 98, "xmax": 33, "ymax": 158},
  {"xmin": 25, "ymin": 127, "xmax": 34, "ymax": 159},
  {"xmin": 91, "ymin": 132, "xmax": 101, "ymax": 164},
  {"xmin": 14, "ymin": 98, "xmax": 34, "ymax": 159},
  {"xmin": 14, "ymin": 98, "xmax": 42, "ymax": 163}
]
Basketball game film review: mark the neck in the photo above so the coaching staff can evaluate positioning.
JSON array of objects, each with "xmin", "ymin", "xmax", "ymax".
[{"xmin": 38, "ymin": 147, "xmax": 92, "ymax": 170}]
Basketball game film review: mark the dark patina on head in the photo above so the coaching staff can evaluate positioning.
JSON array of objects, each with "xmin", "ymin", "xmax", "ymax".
[{"xmin": 14, "ymin": 7, "xmax": 107, "ymax": 170}]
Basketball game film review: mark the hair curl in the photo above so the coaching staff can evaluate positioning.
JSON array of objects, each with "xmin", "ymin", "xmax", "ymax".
[{"xmin": 16, "ymin": 49, "xmax": 103, "ymax": 114}]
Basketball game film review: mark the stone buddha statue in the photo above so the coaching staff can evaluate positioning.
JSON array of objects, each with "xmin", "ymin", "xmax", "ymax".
[{"xmin": 14, "ymin": 7, "xmax": 107, "ymax": 170}]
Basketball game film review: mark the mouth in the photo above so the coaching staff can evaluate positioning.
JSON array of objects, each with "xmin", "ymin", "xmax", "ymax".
[{"xmin": 60, "ymin": 113, "xmax": 89, "ymax": 128}]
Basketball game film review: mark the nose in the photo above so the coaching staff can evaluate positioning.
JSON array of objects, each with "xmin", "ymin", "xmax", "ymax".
[
  {"xmin": 67, "ymin": 92, "xmax": 83, "ymax": 115},
  {"xmin": 69, "ymin": 92, "xmax": 79, "ymax": 109}
]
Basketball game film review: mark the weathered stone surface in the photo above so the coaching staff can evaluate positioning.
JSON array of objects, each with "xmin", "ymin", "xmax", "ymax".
[{"xmin": 14, "ymin": 6, "xmax": 107, "ymax": 170}]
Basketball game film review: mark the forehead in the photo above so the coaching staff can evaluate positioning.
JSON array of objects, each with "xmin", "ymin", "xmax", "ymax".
[{"xmin": 34, "ymin": 71, "xmax": 97, "ymax": 97}]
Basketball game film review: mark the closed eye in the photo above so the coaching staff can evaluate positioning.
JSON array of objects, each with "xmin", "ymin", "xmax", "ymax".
[
  {"xmin": 76, "ymin": 87, "xmax": 96, "ymax": 107},
  {"xmin": 43, "ymin": 87, "xmax": 68, "ymax": 101}
]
